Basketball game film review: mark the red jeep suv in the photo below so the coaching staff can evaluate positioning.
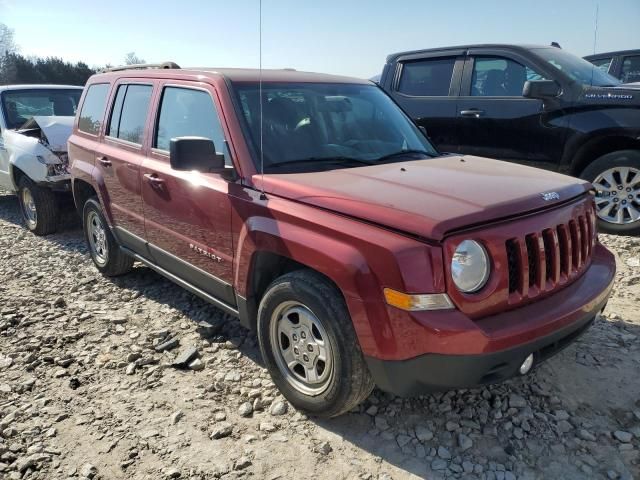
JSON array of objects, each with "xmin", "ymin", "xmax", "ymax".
[{"xmin": 68, "ymin": 64, "xmax": 616, "ymax": 417}]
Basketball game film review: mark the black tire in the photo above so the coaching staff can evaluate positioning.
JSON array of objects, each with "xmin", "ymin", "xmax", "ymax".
[
  {"xmin": 17, "ymin": 176, "xmax": 59, "ymax": 235},
  {"xmin": 82, "ymin": 197, "xmax": 133, "ymax": 276},
  {"xmin": 257, "ymin": 270, "xmax": 374, "ymax": 418},
  {"xmin": 580, "ymin": 150, "xmax": 640, "ymax": 236}
]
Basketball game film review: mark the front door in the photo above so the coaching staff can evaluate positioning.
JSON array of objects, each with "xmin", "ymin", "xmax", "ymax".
[
  {"xmin": 455, "ymin": 51, "xmax": 566, "ymax": 170},
  {"xmin": 98, "ymin": 82, "xmax": 155, "ymax": 242},
  {"xmin": 141, "ymin": 82, "xmax": 236, "ymax": 306}
]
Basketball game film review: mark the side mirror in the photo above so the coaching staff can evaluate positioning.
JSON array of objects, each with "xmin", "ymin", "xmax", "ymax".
[
  {"xmin": 522, "ymin": 80, "xmax": 561, "ymax": 99},
  {"xmin": 169, "ymin": 137, "xmax": 225, "ymax": 172}
]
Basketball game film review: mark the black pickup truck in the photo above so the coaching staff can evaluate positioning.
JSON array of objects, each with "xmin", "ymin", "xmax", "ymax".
[{"xmin": 379, "ymin": 44, "xmax": 640, "ymax": 235}]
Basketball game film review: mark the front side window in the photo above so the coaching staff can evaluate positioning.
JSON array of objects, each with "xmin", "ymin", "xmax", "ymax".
[
  {"xmin": 589, "ymin": 57, "xmax": 613, "ymax": 74},
  {"xmin": 397, "ymin": 57, "xmax": 455, "ymax": 96},
  {"xmin": 621, "ymin": 55, "xmax": 640, "ymax": 83},
  {"xmin": 533, "ymin": 47, "xmax": 621, "ymax": 87},
  {"xmin": 155, "ymin": 87, "xmax": 228, "ymax": 164},
  {"xmin": 107, "ymin": 84, "xmax": 152, "ymax": 144},
  {"xmin": 233, "ymin": 82, "xmax": 438, "ymax": 173},
  {"xmin": 0, "ymin": 88, "xmax": 82, "ymax": 131},
  {"xmin": 471, "ymin": 57, "xmax": 546, "ymax": 97}
]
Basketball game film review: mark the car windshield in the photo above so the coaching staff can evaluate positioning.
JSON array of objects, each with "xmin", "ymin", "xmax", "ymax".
[
  {"xmin": 232, "ymin": 82, "xmax": 438, "ymax": 173},
  {"xmin": 1, "ymin": 88, "xmax": 82, "ymax": 130},
  {"xmin": 532, "ymin": 48, "xmax": 622, "ymax": 87}
]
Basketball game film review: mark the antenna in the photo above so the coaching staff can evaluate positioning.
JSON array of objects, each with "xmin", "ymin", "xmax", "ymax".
[
  {"xmin": 258, "ymin": 0, "xmax": 267, "ymax": 201},
  {"xmin": 590, "ymin": 3, "xmax": 599, "ymax": 86}
]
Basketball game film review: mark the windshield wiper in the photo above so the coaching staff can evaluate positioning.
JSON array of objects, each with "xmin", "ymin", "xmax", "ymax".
[
  {"xmin": 270, "ymin": 156, "xmax": 377, "ymax": 168},
  {"xmin": 375, "ymin": 149, "xmax": 435, "ymax": 163}
]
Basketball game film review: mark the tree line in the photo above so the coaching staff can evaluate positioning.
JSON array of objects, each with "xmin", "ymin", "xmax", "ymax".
[{"xmin": 0, "ymin": 22, "xmax": 146, "ymax": 86}]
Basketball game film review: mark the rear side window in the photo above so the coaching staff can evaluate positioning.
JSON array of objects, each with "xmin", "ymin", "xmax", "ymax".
[
  {"xmin": 78, "ymin": 83, "xmax": 110, "ymax": 135},
  {"xmin": 471, "ymin": 57, "xmax": 546, "ymax": 97},
  {"xmin": 107, "ymin": 84, "xmax": 153, "ymax": 144},
  {"xmin": 154, "ymin": 87, "xmax": 228, "ymax": 163},
  {"xmin": 621, "ymin": 55, "xmax": 640, "ymax": 83},
  {"xmin": 397, "ymin": 58, "xmax": 455, "ymax": 96}
]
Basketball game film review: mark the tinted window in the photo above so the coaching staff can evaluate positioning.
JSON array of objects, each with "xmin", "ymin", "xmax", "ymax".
[
  {"xmin": 533, "ymin": 47, "xmax": 620, "ymax": 87},
  {"xmin": 589, "ymin": 57, "xmax": 613, "ymax": 74},
  {"xmin": 108, "ymin": 84, "xmax": 152, "ymax": 144},
  {"xmin": 471, "ymin": 57, "xmax": 546, "ymax": 96},
  {"xmin": 233, "ymin": 82, "xmax": 437, "ymax": 173},
  {"xmin": 78, "ymin": 84, "xmax": 110, "ymax": 135},
  {"xmin": 397, "ymin": 58, "xmax": 455, "ymax": 96},
  {"xmin": 621, "ymin": 56, "xmax": 640, "ymax": 83},
  {"xmin": 155, "ymin": 87, "xmax": 228, "ymax": 164}
]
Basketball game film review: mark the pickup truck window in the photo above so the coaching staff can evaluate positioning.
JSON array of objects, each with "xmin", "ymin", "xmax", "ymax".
[
  {"xmin": 107, "ymin": 84, "xmax": 152, "ymax": 144},
  {"xmin": 154, "ymin": 87, "xmax": 228, "ymax": 165},
  {"xmin": 397, "ymin": 57, "xmax": 455, "ymax": 96},
  {"xmin": 590, "ymin": 57, "xmax": 613, "ymax": 75},
  {"xmin": 533, "ymin": 47, "xmax": 621, "ymax": 87},
  {"xmin": 78, "ymin": 83, "xmax": 110, "ymax": 135},
  {"xmin": 233, "ymin": 82, "xmax": 437, "ymax": 173},
  {"xmin": 621, "ymin": 55, "xmax": 640, "ymax": 83},
  {"xmin": 1, "ymin": 89, "xmax": 81, "ymax": 130},
  {"xmin": 471, "ymin": 57, "xmax": 545, "ymax": 97}
]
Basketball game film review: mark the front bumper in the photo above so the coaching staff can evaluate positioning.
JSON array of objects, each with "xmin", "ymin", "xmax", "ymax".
[{"xmin": 363, "ymin": 244, "xmax": 615, "ymax": 396}]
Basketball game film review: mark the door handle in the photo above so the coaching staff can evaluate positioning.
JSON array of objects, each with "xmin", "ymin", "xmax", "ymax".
[
  {"xmin": 97, "ymin": 156, "xmax": 112, "ymax": 167},
  {"xmin": 460, "ymin": 109, "xmax": 485, "ymax": 118},
  {"xmin": 143, "ymin": 173, "xmax": 165, "ymax": 188}
]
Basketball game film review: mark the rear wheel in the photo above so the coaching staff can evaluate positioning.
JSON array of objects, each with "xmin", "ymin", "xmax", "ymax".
[
  {"xmin": 257, "ymin": 270, "xmax": 374, "ymax": 418},
  {"xmin": 17, "ymin": 176, "xmax": 59, "ymax": 235},
  {"xmin": 83, "ymin": 197, "xmax": 133, "ymax": 276},
  {"xmin": 580, "ymin": 150, "xmax": 640, "ymax": 235}
]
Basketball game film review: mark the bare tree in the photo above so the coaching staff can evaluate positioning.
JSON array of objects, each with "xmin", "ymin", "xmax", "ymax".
[
  {"xmin": 124, "ymin": 52, "xmax": 145, "ymax": 65},
  {"xmin": 0, "ymin": 22, "xmax": 17, "ymax": 58}
]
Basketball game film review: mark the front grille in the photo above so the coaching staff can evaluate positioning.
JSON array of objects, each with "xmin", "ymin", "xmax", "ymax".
[{"xmin": 505, "ymin": 210, "xmax": 596, "ymax": 300}]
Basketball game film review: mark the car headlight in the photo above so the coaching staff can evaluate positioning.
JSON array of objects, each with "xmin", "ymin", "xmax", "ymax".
[{"xmin": 451, "ymin": 240, "xmax": 490, "ymax": 293}]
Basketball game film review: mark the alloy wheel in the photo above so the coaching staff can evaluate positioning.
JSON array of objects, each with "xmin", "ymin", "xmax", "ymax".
[
  {"xmin": 269, "ymin": 301, "xmax": 334, "ymax": 396},
  {"xmin": 592, "ymin": 166, "xmax": 640, "ymax": 225},
  {"xmin": 21, "ymin": 187, "xmax": 37, "ymax": 229},
  {"xmin": 87, "ymin": 211, "xmax": 109, "ymax": 266}
]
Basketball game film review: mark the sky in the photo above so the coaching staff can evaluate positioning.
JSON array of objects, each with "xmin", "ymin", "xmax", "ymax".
[{"xmin": 1, "ymin": 0, "xmax": 639, "ymax": 78}]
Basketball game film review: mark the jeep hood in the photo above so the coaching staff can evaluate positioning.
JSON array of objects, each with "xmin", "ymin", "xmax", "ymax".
[
  {"xmin": 257, "ymin": 155, "xmax": 591, "ymax": 241},
  {"xmin": 16, "ymin": 116, "xmax": 74, "ymax": 152}
]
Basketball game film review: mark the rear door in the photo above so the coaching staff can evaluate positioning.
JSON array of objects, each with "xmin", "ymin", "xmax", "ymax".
[
  {"xmin": 98, "ymin": 81, "xmax": 155, "ymax": 246},
  {"xmin": 385, "ymin": 50, "xmax": 464, "ymax": 153},
  {"xmin": 454, "ymin": 49, "xmax": 565, "ymax": 169},
  {"xmin": 140, "ymin": 81, "xmax": 236, "ymax": 307}
]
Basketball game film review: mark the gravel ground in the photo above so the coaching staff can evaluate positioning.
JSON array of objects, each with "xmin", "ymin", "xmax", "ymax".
[{"xmin": 0, "ymin": 189, "xmax": 639, "ymax": 480}]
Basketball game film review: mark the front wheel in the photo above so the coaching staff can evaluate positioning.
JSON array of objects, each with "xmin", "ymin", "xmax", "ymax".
[
  {"xmin": 17, "ymin": 177, "xmax": 59, "ymax": 235},
  {"xmin": 257, "ymin": 270, "xmax": 374, "ymax": 418},
  {"xmin": 82, "ymin": 198, "xmax": 133, "ymax": 276},
  {"xmin": 580, "ymin": 150, "xmax": 640, "ymax": 236}
]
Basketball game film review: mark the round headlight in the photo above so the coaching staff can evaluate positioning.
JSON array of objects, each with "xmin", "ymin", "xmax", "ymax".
[{"xmin": 451, "ymin": 240, "xmax": 490, "ymax": 293}]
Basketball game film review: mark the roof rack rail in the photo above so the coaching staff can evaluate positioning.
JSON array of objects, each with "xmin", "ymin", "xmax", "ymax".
[{"xmin": 101, "ymin": 62, "xmax": 181, "ymax": 73}]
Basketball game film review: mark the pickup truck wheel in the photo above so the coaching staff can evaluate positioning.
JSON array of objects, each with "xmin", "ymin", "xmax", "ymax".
[
  {"xmin": 83, "ymin": 198, "xmax": 134, "ymax": 276},
  {"xmin": 17, "ymin": 177, "xmax": 59, "ymax": 235},
  {"xmin": 257, "ymin": 270, "xmax": 374, "ymax": 418},
  {"xmin": 581, "ymin": 150, "xmax": 640, "ymax": 235}
]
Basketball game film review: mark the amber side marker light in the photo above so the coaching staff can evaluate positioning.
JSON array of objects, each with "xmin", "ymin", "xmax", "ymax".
[{"xmin": 383, "ymin": 288, "xmax": 454, "ymax": 311}]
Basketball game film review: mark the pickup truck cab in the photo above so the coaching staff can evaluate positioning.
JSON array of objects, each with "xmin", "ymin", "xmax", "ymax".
[
  {"xmin": 69, "ymin": 65, "xmax": 615, "ymax": 417},
  {"xmin": 379, "ymin": 44, "xmax": 640, "ymax": 235},
  {"xmin": 585, "ymin": 49, "xmax": 640, "ymax": 84},
  {"xmin": 0, "ymin": 84, "xmax": 83, "ymax": 234}
]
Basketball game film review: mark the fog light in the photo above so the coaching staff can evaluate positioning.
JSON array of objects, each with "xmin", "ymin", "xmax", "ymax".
[{"xmin": 519, "ymin": 354, "xmax": 534, "ymax": 375}]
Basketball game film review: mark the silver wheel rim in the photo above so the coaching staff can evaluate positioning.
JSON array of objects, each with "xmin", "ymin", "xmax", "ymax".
[
  {"xmin": 87, "ymin": 211, "xmax": 108, "ymax": 266},
  {"xmin": 269, "ymin": 301, "xmax": 334, "ymax": 396},
  {"xmin": 593, "ymin": 166, "xmax": 640, "ymax": 225},
  {"xmin": 21, "ymin": 187, "xmax": 37, "ymax": 228}
]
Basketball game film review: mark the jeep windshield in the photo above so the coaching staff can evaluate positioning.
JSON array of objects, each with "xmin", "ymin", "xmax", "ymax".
[
  {"xmin": 1, "ymin": 88, "xmax": 82, "ymax": 130},
  {"xmin": 232, "ymin": 82, "xmax": 438, "ymax": 173},
  {"xmin": 532, "ymin": 47, "xmax": 622, "ymax": 87}
]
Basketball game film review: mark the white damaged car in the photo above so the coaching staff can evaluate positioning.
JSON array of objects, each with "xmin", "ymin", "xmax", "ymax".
[{"xmin": 0, "ymin": 85, "xmax": 83, "ymax": 234}]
